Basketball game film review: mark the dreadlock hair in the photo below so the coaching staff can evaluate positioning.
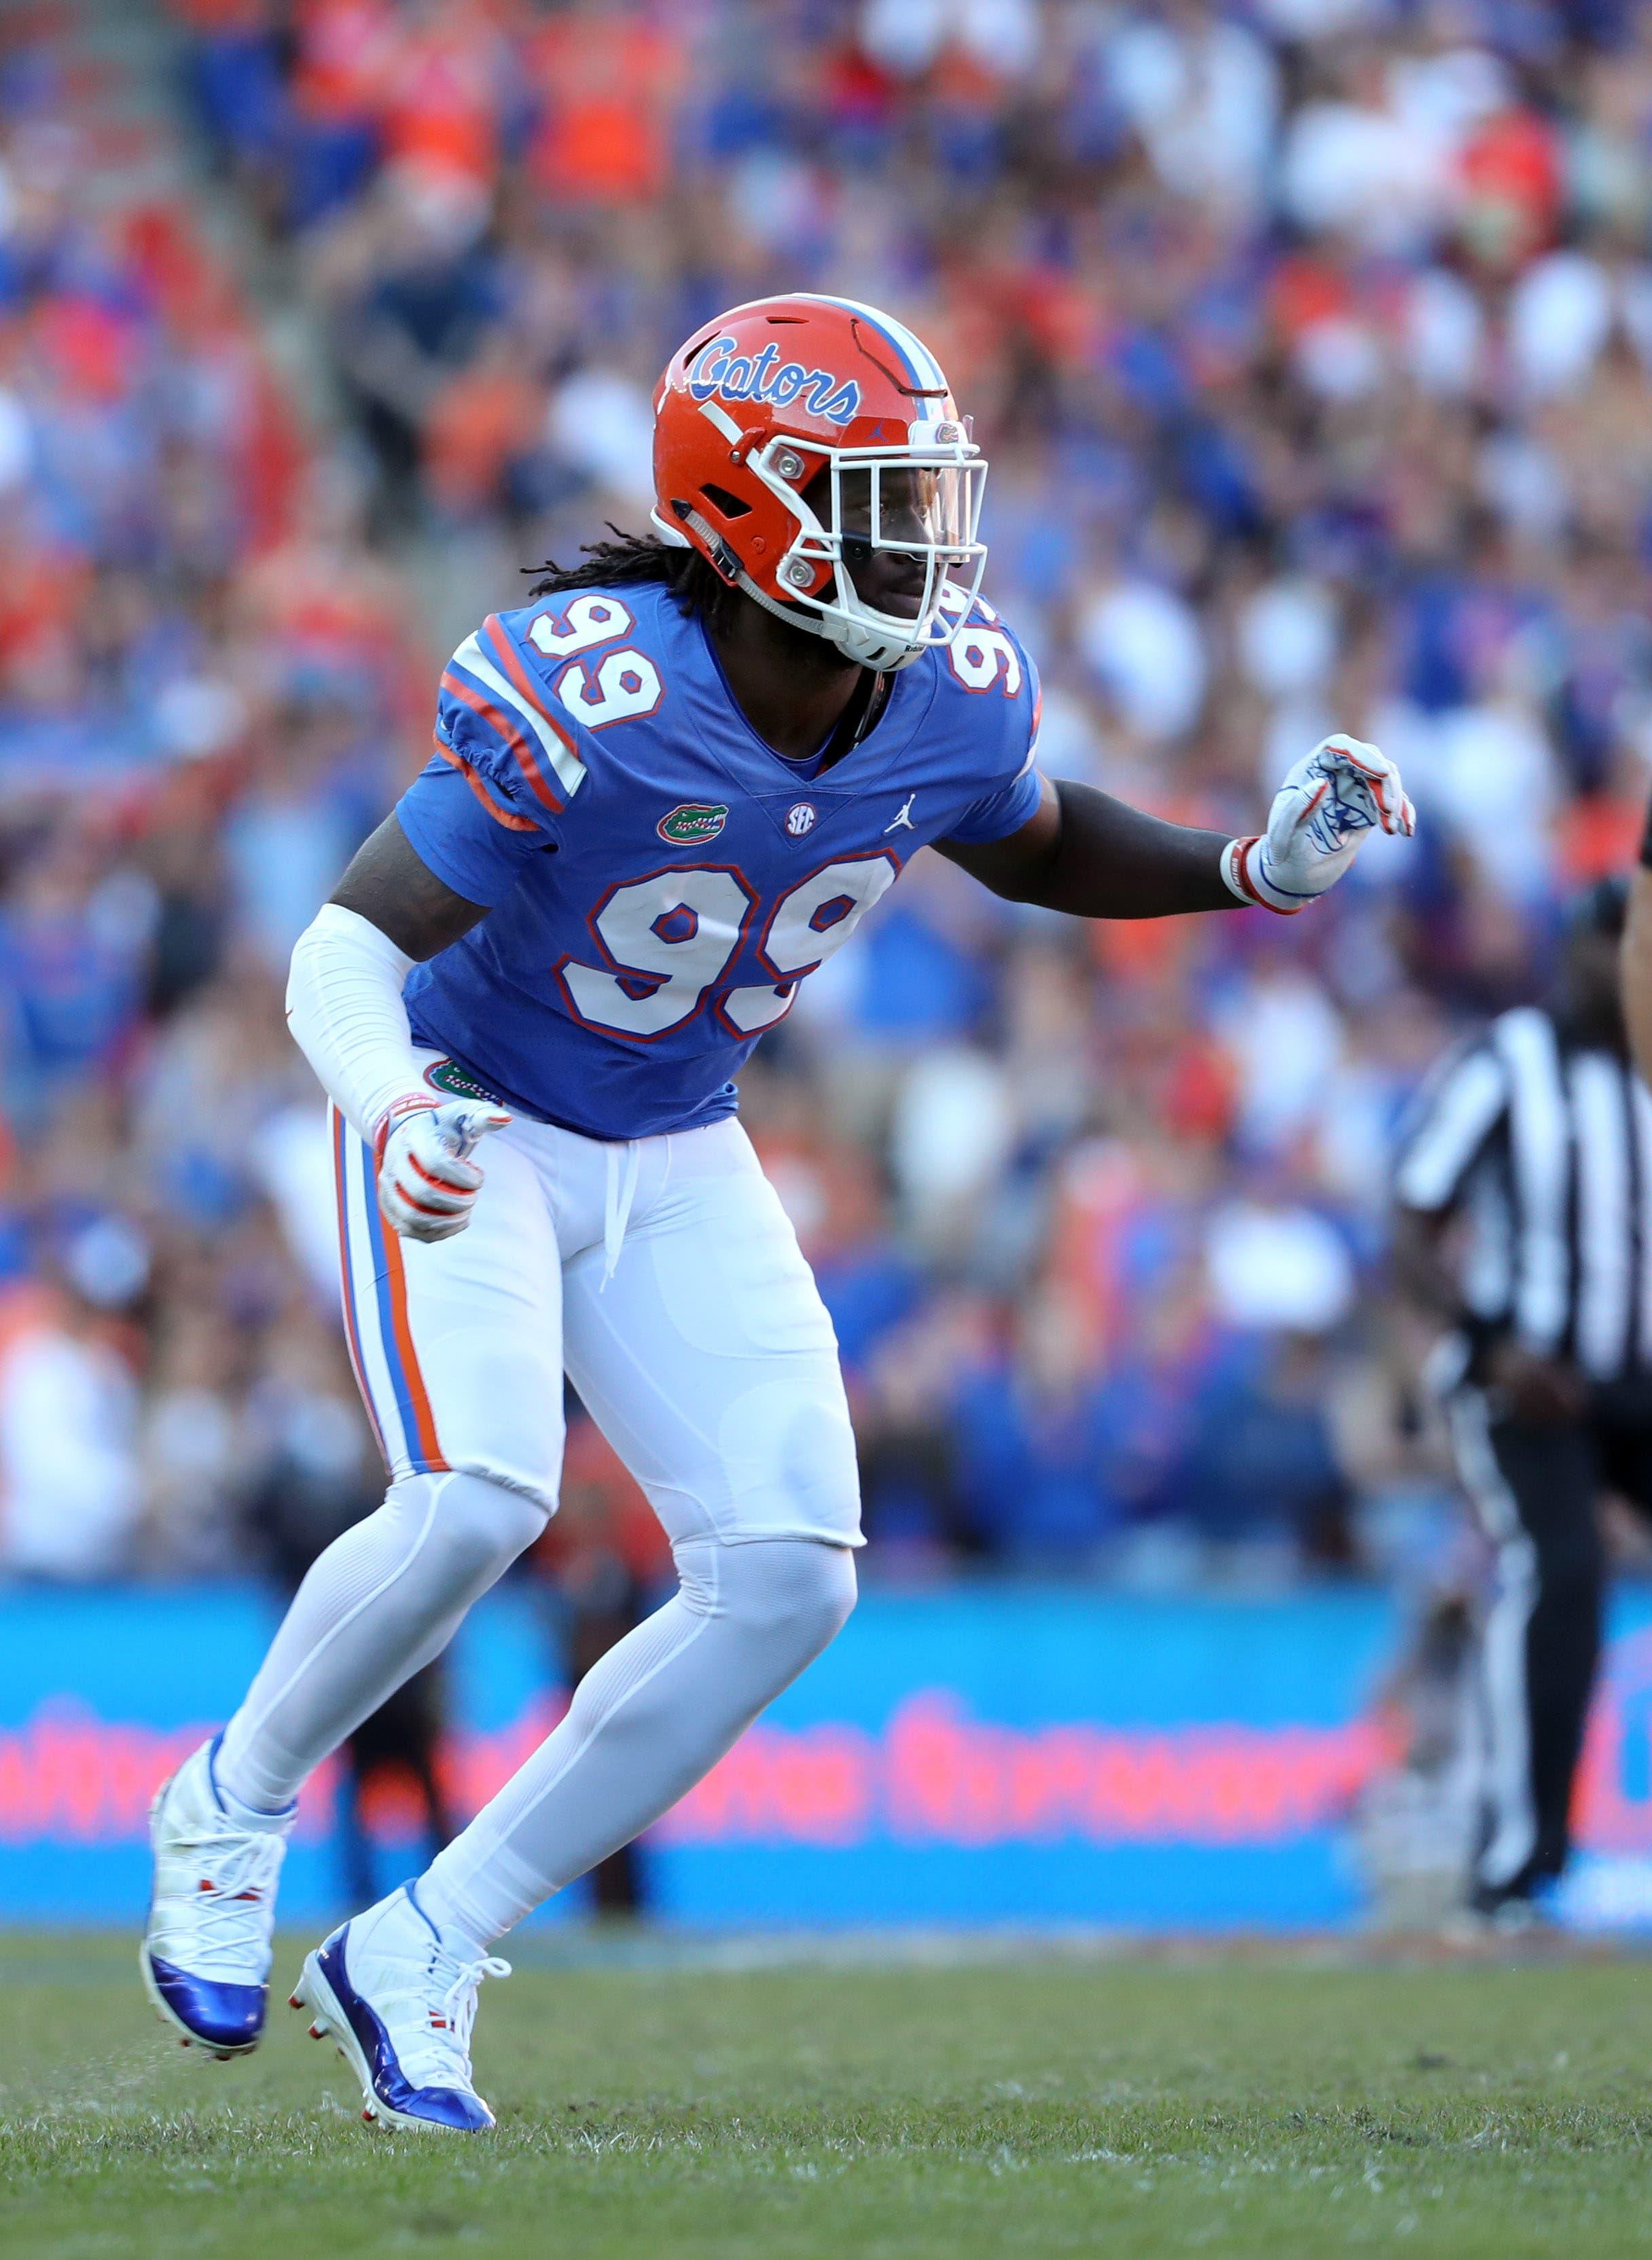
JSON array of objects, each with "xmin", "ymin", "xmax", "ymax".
[{"xmin": 524, "ymin": 526, "xmax": 738, "ymax": 629}]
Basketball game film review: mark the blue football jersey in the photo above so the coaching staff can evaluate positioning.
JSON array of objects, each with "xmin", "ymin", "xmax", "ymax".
[{"xmin": 395, "ymin": 579, "xmax": 1042, "ymax": 1141}]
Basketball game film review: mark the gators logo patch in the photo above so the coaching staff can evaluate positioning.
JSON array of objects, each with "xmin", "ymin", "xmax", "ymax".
[
  {"xmin": 424, "ymin": 1057, "xmax": 500, "ymax": 1103},
  {"xmin": 658, "ymin": 802, "xmax": 728, "ymax": 846}
]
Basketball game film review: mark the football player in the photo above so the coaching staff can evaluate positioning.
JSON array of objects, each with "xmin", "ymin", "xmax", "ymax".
[{"xmin": 142, "ymin": 295, "xmax": 1413, "ymax": 2129}]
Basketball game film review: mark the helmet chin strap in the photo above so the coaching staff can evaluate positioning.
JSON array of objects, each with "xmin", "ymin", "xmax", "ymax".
[
  {"xmin": 658, "ymin": 501, "xmax": 935, "ymax": 670},
  {"xmin": 733, "ymin": 569, "xmax": 930, "ymax": 673}
]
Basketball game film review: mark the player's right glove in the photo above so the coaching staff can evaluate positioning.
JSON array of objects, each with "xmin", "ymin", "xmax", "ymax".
[
  {"xmin": 1222, "ymin": 733, "xmax": 1416, "ymax": 914},
  {"xmin": 373, "ymin": 1096, "xmax": 512, "ymax": 1244}
]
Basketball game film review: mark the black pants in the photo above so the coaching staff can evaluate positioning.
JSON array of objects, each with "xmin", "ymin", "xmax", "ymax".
[{"xmin": 1449, "ymin": 1382, "xmax": 1652, "ymax": 1899}]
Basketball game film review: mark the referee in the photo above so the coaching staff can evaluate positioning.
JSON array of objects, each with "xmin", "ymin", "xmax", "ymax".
[{"xmin": 1393, "ymin": 877, "xmax": 1652, "ymax": 1925}]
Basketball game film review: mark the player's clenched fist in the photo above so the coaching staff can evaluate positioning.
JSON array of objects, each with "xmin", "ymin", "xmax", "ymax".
[
  {"xmin": 373, "ymin": 1096, "xmax": 512, "ymax": 1242},
  {"xmin": 1223, "ymin": 734, "xmax": 1416, "ymax": 914}
]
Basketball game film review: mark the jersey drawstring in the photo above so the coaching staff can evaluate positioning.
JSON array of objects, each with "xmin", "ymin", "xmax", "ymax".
[{"xmin": 603, "ymin": 1140, "xmax": 640, "ymax": 1289}]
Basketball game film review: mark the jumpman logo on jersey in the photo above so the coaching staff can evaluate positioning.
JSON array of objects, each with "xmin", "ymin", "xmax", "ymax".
[{"xmin": 884, "ymin": 794, "xmax": 916, "ymax": 833}]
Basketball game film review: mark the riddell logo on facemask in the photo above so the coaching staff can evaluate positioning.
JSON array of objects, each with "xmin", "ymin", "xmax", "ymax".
[
  {"xmin": 658, "ymin": 803, "xmax": 728, "ymax": 845},
  {"xmin": 688, "ymin": 336, "xmax": 861, "ymax": 427}
]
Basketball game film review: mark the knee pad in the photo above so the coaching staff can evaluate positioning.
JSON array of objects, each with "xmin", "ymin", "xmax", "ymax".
[
  {"xmin": 388, "ymin": 1469, "xmax": 548, "ymax": 1590},
  {"xmin": 675, "ymin": 1535, "xmax": 857, "ymax": 1662}
]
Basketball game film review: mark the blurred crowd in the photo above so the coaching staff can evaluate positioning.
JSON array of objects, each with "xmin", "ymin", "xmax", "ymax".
[{"xmin": 0, "ymin": 0, "xmax": 1648, "ymax": 1592}]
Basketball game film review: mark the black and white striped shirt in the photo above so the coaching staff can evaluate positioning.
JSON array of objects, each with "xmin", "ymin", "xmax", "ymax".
[{"xmin": 1394, "ymin": 1006, "xmax": 1652, "ymax": 1382}]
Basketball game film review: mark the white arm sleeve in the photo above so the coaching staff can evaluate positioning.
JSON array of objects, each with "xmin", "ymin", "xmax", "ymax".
[{"xmin": 285, "ymin": 902, "xmax": 429, "ymax": 1145}]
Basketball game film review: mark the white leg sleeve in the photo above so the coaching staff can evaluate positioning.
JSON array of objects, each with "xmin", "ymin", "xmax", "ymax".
[
  {"xmin": 216, "ymin": 1471, "xmax": 547, "ymax": 1814},
  {"xmin": 416, "ymin": 1536, "xmax": 857, "ymax": 1947}
]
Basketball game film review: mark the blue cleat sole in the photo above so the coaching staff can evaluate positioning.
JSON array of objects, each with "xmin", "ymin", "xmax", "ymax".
[
  {"xmin": 290, "ymin": 1949, "xmax": 489, "ymax": 2132},
  {"xmin": 139, "ymin": 1945, "xmax": 259, "ymax": 2060}
]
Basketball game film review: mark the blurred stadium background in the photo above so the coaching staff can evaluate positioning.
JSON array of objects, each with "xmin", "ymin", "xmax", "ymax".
[{"xmin": 3, "ymin": 0, "xmax": 1651, "ymax": 1940}]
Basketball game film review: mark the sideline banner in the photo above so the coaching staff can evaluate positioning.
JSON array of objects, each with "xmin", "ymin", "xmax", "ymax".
[{"xmin": 2, "ymin": 1580, "xmax": 1646, "ymax": 1930}]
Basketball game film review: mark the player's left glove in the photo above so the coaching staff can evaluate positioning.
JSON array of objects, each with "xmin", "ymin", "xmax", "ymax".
[
  {"xmin": 374, "ymin": 1096, "xmax": 511, "ymax": 1243},
  {"xmin": 1221, "ymin": 734, "xmax": 1416, "ymax": 915}
]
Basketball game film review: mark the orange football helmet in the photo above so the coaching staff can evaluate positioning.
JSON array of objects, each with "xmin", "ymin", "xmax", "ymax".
[{"xmin": 651, "ymin": 293, "xmax": 988, "ymax": 672}]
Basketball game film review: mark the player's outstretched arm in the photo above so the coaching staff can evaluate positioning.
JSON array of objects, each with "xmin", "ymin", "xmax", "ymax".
[
  {"xmin": 287, "ymin": 815, "xmax": 509, "ymax": 1243},
  {"xmin": 939, "ymin": 736, "xmax": 1414, "ymax": 919},
  {"xmin": 938, "ymin": 772, "xmax": 1236, "ymax": 916}
]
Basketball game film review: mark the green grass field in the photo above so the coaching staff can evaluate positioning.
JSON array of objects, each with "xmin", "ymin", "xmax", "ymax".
[{"xmin": 5, "ymin": 1932, "xmax": 1652, "ymax": 2259}]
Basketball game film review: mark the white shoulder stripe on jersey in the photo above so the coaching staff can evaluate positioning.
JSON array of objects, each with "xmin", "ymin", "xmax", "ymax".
[{"xmin": 452, "ymin": 634, "xmax": 588, "ymax": 800}]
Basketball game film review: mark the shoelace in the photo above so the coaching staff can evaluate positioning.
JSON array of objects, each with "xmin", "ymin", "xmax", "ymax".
[
  {"xmin": 157, "ymin": 1820, "xmax": 284, "ymax": 1977},
  {"xmin": 380, "ymin": 1946, "xmax": 511, "ymax": 2092}
]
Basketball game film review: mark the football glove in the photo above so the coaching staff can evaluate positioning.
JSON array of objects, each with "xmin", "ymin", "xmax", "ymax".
[
  {"xmin": 1222, "ymin": 734, "xmax": 1416, "ymax": 914},
  {"xmin": 374, "ymin": 1096, "xmax": 512, "ymax": 1244}
]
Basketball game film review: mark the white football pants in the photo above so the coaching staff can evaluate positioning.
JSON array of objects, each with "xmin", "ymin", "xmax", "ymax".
[{"xmin": 216, "ymin": 1084, "xmax": 861, "ymax": 1939}]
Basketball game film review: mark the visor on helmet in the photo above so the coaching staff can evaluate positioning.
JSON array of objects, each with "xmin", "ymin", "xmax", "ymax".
[{"xmin": 748, "ymin": 420, "xmax": 988, "ymax": 672}]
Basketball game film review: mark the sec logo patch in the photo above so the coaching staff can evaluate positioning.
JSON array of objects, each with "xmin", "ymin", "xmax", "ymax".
[{"xmin": 786, "ymin": 802, "xmax": 818, "ymax": 837}]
